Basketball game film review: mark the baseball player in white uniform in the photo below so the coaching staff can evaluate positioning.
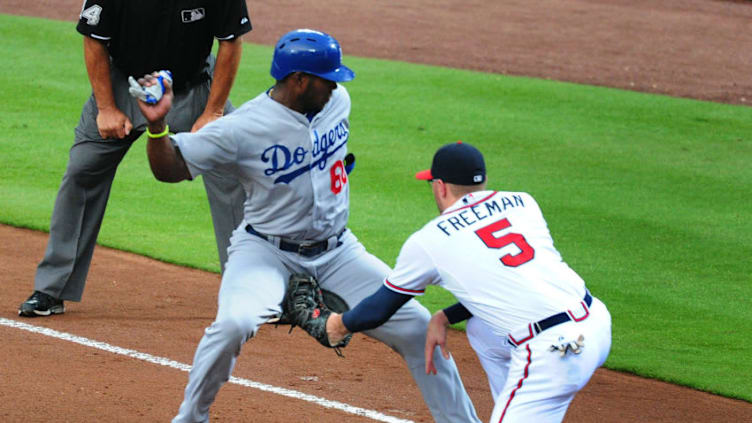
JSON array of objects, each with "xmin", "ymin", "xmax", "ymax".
[
  {"xmin": 133, "ymin": 29, "xmax": 480, "ymax": 423},
  {"xmin": 324, "ymin": 142, "xmax": 613, "ymax": 422}
]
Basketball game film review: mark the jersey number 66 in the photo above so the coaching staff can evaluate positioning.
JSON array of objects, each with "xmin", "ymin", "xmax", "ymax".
[{"xmin": 330, "ymin": 160, "xmax": 348, "ymax": 194}]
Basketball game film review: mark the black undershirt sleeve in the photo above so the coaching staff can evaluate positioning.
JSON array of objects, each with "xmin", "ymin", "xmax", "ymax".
[
  {"xmin": 341, "ymin": 285, "xmax": 412, "ymax": 333},
  {"xmin": 442, "ymin": 302, "xmax": 473, "ymax": 324}
]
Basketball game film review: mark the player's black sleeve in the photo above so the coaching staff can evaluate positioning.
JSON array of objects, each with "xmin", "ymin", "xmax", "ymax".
[
  {"xmin": 442, "ymin": 302, "xmax": 473, "ymax": 324},
  {"xmin": 342, "ymin": 285, "xmax": 412, "ymax": 333},
  {"xmin": 212, "ymin": 0, "xmax": 252, "ymax": 40}
]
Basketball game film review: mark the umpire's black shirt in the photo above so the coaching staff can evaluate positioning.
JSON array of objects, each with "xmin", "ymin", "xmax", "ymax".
[{"xmin": 76, "ymin": 0, "xmax": 252, "ymax": 91}]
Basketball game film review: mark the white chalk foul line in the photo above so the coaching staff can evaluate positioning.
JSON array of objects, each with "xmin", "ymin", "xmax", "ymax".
[{"xmin": 1, "ymin": 317, "xmax": 414, "ymax": 423}]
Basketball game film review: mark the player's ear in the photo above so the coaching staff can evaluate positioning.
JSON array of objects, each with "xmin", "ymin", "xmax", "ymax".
[
  {"xmin": 295, "ymin": 72, "xmax": 309, "ymax": 87},
  {"xmin": 432, "ymin": 179, "xmax": 447, "ymax": 200},
  {"xmin": 435, "ymin": 179, "xmax": 447, "ymax": 195},
  {"xmin": 282, "ymin": 72, "xmax": 304, "ymax": 87},
  {"xmin": 431, "ymin": 179, "xmax": 448, "ymax": 212}
]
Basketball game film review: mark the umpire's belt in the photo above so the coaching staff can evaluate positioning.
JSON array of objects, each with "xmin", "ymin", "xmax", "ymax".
[
  {"xmin": 507, "ymin": 291, "xmax": 592, "ymax": 348},
  {"xmin": 245, "ymin": 224, "xmax": 344, "ymax": 257}
]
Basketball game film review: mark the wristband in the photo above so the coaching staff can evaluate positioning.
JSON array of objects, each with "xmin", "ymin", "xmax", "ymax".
[{"xmin": 146, "ymin": 124, "xmax": 169, "ymax": 139}]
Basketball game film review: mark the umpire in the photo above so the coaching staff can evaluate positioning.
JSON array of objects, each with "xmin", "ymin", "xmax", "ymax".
[{"xmin": 18, "ymin": 0, "xmax": 252, "ymax": 317}]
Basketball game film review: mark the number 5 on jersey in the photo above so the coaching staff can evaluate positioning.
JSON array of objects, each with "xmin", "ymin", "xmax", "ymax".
[
  {"xmin": 475, "ymin": 218, "xmax": 535, "ymax": 267},
  {"xmin": 330, "ymin": 160, "xmax": 348, "ymax": 194}
]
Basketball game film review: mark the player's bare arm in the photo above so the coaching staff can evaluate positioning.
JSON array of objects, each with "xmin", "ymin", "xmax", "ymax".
[
  {"xmin": 192, "ymin": 38, "xmax": 243, "ymax": 132},
  {"xmin": 83, "ymin": 36, "xmax": 132, "ymax": 139},
  {"xmin": 426, "ymin": 302, "xmax": 473, "ymax": 374},
  {"xmin": 425, "ymin": 310, "xmax": 451, "ymax": 375},
  {"xmin": 135, "ymin": 74, "xmax": 191, "ymax": 182},
  {"xmin": 325, "ymin": 313, "xmax": 350, "ymax": 345}
]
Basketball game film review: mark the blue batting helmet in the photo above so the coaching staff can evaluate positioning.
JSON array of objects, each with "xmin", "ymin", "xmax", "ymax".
[{"xmin": 270, "ymin": 29, "xmax": 355, "ymax": 82}]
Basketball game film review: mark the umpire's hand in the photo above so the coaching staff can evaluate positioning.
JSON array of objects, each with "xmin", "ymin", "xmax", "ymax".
[{"xmin": 96, "ymin": 107, "xmax": 133, "ymax": 140}]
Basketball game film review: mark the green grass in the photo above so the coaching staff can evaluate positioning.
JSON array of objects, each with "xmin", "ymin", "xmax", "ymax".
[{"xmin": 1, "ymin": 14, "xmax": 751, "ymax": 401}]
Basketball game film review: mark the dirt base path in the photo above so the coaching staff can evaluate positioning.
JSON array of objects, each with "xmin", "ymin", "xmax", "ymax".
[
  {"xmin": 3, "ymin": 225, "xmax": 751, "ymax": 422},
  {"xmin": 2, "ymin": 0, "xmax": 752, "ymax": 421}
]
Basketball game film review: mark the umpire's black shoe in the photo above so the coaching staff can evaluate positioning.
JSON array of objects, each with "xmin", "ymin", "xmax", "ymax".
[{"xmin": 18, "ymin": 291, "xmax": 65, "ymax": 317}]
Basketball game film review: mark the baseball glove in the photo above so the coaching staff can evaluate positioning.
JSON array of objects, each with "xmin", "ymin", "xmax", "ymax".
[{"xmin": 283, "ymin": 273, "xmax": 352, "ymax": 356}]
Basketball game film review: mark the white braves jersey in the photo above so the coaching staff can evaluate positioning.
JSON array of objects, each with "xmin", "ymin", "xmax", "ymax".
[
  {"xmin": 173, "ymin": 85, "xmax": 352, "ymax": 241},
  {"xmin": 385, "ymin": 190, "xmax": 588, "ymax": 337}
]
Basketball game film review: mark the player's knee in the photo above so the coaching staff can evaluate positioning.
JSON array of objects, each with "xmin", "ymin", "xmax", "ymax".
[
  {"xmin": 394, "ymin": 299, "xmax": 431, "ymax": 327},
  {"xmin": 210, "ymin": 313, "xmax": 260, "ymax": 343},
  {"xmin": 375, "ymin": 315, "xmax": 431, "ymax": 356}
]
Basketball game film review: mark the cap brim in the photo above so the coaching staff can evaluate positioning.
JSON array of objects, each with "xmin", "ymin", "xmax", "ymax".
[
  {"xmin": 415, "ymin": 169, "xmax": 433, "ymax": 180},
  {"xmin": 318, "ymin": 65, "xmax": 355, "ymax": 82}
]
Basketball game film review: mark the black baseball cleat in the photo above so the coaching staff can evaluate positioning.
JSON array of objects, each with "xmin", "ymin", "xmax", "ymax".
[{"xmin": 18, "ymin": 291, "xmax": 65, "ymax": 317}]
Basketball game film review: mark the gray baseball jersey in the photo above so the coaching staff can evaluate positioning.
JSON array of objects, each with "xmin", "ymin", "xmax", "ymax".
[
  {"xmin": 174, "ymin": 86, "xmax": 351, "ymax": 240},
  {"xmin": 169, "ymin": 85, "xmax": 481, "ymax": 423}
]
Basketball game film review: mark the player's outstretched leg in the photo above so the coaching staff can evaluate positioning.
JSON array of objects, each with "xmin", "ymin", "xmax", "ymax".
[
  {"xmin": 369, "ymin": 297, "xmax": 481, "ymax": 423},
  {"xmin": 319, "ymin": 234, "xmax": 481, "ymax": 423},
  {"xmin": 173, "ymin": 236, "xmax": 288, "ymax": 422}
]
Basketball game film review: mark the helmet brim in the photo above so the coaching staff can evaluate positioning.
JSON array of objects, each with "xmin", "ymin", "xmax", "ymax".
[{"xmin": 315, "ymin": 64, "xmax": 355, "ymax": 82}]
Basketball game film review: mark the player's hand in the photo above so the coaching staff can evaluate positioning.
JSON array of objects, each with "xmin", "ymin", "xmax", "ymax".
[
  {"xmin": 325, "ymin": 313, "xmax": 350, "ymax": 346},
  {"xmin": 191, "ymin": 109, "xmax": 224, "ymax": 133},
  {"xmin": 133, "ymin": 71, "xmax": 174, "ymax": 125},
  {"xmin": 425, "ymin": 310, "xmax": 451, "ymax": 375},
  {"xmin": 96, "ymin": 106, "xmax": 132, "ymax": 139}
]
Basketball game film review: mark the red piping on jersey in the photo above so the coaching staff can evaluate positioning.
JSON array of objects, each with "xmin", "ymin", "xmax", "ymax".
[
  {"xmin": 441, "ymin": 191, "xmax": 498, "ymax": 215},
  {"xmin": 507, "ymin": 324, "xmax": 534, "ymax": 346},
  {"xmin": 567, "ymin": 301, "xmax": 590, "ymax": 322},
  {"xmin": 384, "ymin": 279, "xmax": 424, "ymax": 294},
  {"xmin": 499, "ymin": 344, "xmax": 532, "ymax": 422}
]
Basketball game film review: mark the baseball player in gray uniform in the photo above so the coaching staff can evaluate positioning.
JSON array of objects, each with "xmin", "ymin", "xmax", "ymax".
[{"xmin": 133, "ymin": 29, "xmax": 480, "ymax": 422}]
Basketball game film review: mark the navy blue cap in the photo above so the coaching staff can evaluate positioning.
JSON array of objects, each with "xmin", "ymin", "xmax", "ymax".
[{"xmin": 415, "ymin": 141, "xmax": 486, "ymax": 185}]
